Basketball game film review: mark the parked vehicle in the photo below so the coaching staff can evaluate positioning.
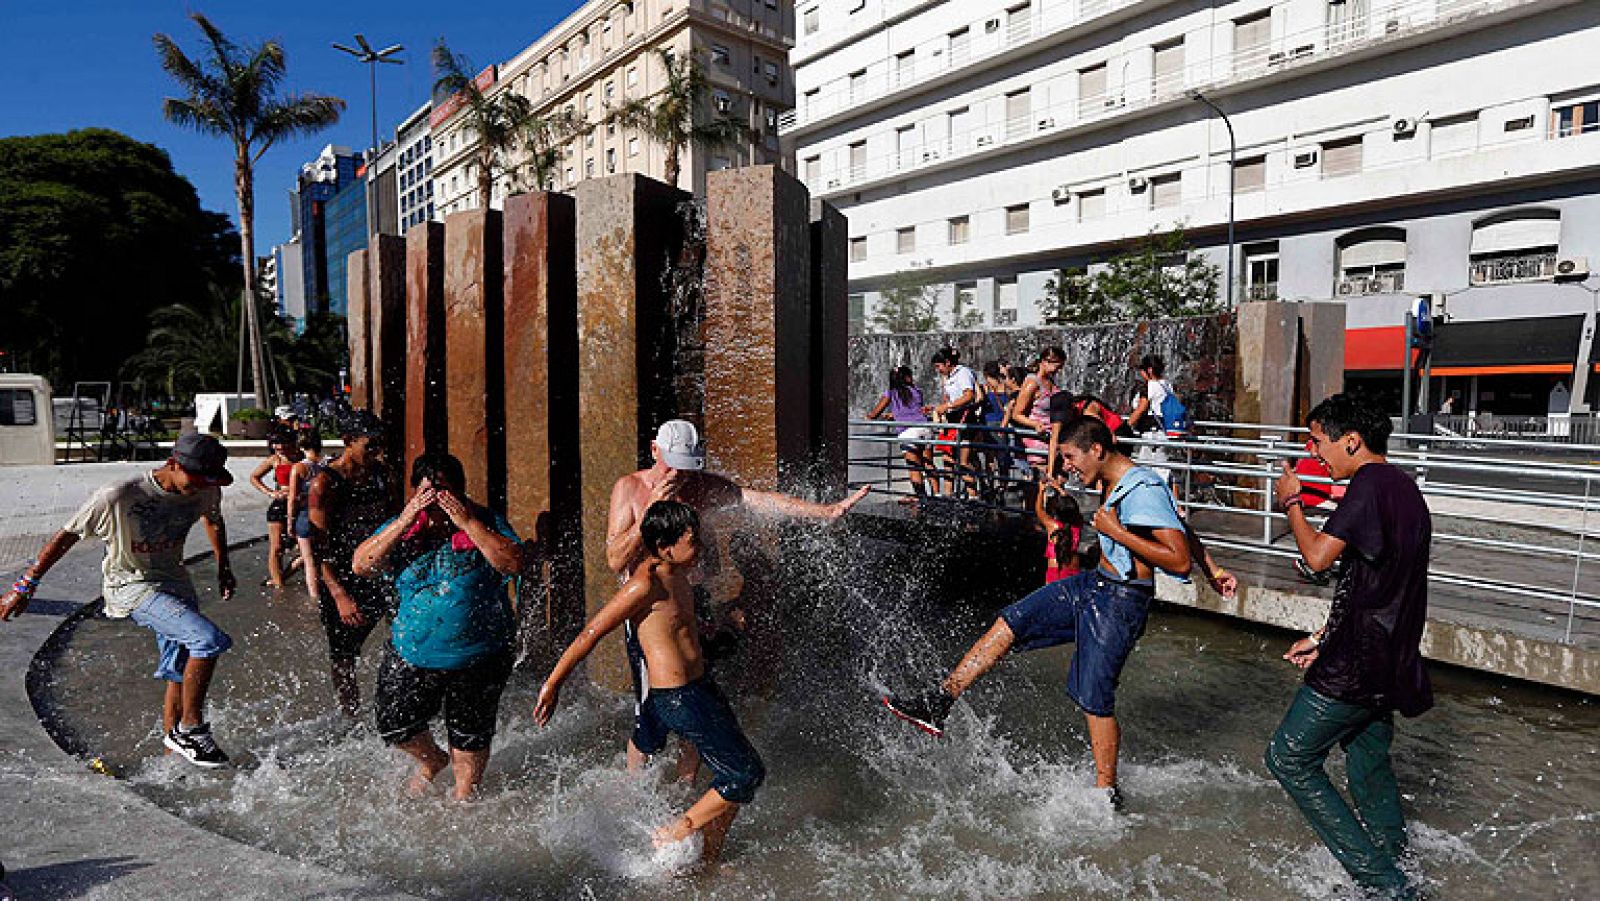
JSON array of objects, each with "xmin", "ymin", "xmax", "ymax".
[{"xmin": 0, "ymin": 374, "xmax": 56, "ymax": 465}]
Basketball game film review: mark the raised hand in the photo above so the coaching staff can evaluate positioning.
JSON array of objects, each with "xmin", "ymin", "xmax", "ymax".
[
  {"xmin": 436, "ymin": 490, "xmax": 473, "ymax": 530},
  {"xmin": 828, "ymin": 485, "xmax": 872, "ymax": 521},
  {"xmin": 401, "ymin": 487, "xmax": 437, "ymax": 528},
  {"xmin": 1091, "ymin": 504, "xmax": 1123, "ymax": 540},
  {"xmin": 1275, "ymin": 460, "xmax": 1302, "ymax": 509}
]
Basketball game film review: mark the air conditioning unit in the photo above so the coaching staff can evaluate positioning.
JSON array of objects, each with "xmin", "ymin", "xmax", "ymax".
[
  {"xmin": 1268, "ymin": 51, "xmax": 1287, "ymax": 66},
  {"xmin": 1555, "ymin": 256, "xmax": 1591, "ymax": 280},
  {"xmin": 985, "ymin": 17, "xmax": 1001, "ymax": 32},
  {"xmin": 975, "ymin": 133, "xmax": 995, "ymax": 147},
  {"xmin": 1393, "ymin": 118, "xmax": 1417, "ymax": 136},
  {"xmin": 1128, "ymin": 176, "xmax": 1149, "ymax": 192},
  {"xmin": 1293, "ymin": 150, "xmax": 1320, "ymax": 169},
  {"xmin": 1385, "ymin": 18, "xmax": 1401, "ymax": 33},
  {"xmin": 714, "ymin": 96, "xmax": 733, "ymax": 113},
  {"xmin": 1037, "ymin": 117, "xmax": 1055, "ymax": 130},
  {"xmin": 922, "ymin": 149, "xmax": 940, "ymax": 161},
  {"xmin": 1292, "ymin": 44, "xmax": 1314, "ymax": 58},
  {"xmin": 1104, "ymin": 96, "xmax": 1124, "ymax": 109},
  {"xmin": 1336, "ymin": 280, "xmax": 1355, "ymax": 296},
  {"xmin": 1051, "ymin": 185, "xmax": 1073, "ymax": 204},
  {"xmin": 826, "ymin": 178, "xmax": 840, "ymax": 188}
]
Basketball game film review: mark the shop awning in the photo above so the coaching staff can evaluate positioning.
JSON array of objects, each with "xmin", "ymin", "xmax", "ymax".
[{"xmin": 1345, "ymin": 315, "xmax": 1584, "ymax": 374}]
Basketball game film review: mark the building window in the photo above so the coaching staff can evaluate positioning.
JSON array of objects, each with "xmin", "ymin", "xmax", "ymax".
[
  {"xmin": 1469, "ymin": 209, "xmax": 1560, "ymax": 285},
  {"xmin": 803, "ymin": 6, "xmax": 819, "ymax": 35},
  {"xmin": 1321, "ymin": 136, "xmax": 1363, "ymax": 178},
  {"xmin": 1504, "ymin": 115, "xmax": 1535, "ymax": 133},
  {"xmin": 848, "ymin": 141, "xmax": 866, "ymax": 179},
  {"xmin": 848, "ymin": 293, "xmax": 865, "ymax": 334},
  {"xmin": 1153, "ymin": 39, "xmax": 1184, "ymax": 93},
  {"xmin": 765, "ymin": 109, "xmax": 779, "ymax": 131},
  {"xmin": 1078, "ymin": 188, "xmax": 1106, "ymax": 221},
  {"xmin": 948, "ymin": 27, "xmax": 970, "ymax": 62},
  {"xmin": 1234, "ymin": 155, "xmax": 1266, "ymax": 192},
  {"xmin": 1150, "ymin": 173, "xmax": 1182, "ymax": 209},
  {"xmin": 1078, "ymin": 63, "xmax": 1107, "ymax": 117},
  {"xmin": 711, "ymin": 44, "xmax": 730, "ymax": 66},
  {"xmin": 1004, "ymin": 89, "xmax": 1030, "ymax": 139},
  {"xmin": 711, "ymin": 155, "xmax": 731, "ymax": 170},
  {"xmin": 850, "ymin": 236, "xmax": 867, "ymax": 262},
  {"xmin": 948, "ymin": 215, "xmax": 970, "ymax": 245},
  {"xmin": 894, "ymin": 50, "xmax": 914, "ymax": 86},
  {"xmin": 1234, "ymin": 11, "xmax": 1272, "ymax": 63},
  {"xmin": 765, "ymin": 61, "xmax": 780, "ymax": 86},
  {"xmin": 1551, "ymin": 99, "xmax": 1599, "ymax": 138},
  {"xmin": 629, "ymin": 137, "xmax": 640, "ymax": 157},
  {"xmin": 804, "ymin": 155, "xmax": 820, "ymax": 182},
  {"xmin": 1005, "ymin": 203, "xmax": 1030, "ymax": 234},
  {"xmin": 606, "ymin": 148, "xmax": 616, "ymax": 173},
  {"xmin": 953, "ymin": 281, "xmax": 980, "ymax": 328},
  {"xmin": 586, "ymin": 159, "xmax": 595, "ymax": 178},
  {"xmin": 994, "ymin": 277, "xmax": 1019, "ymax": 327},
  {"xmin": 1244, "ymin": 241, "xmax": 1279, "ymax": 301},
  {"xmin": 1336, "ymin": 228, "xmax": 1407, "ymax": 295},
  {"xmin": 849, "ymin": 69, "xmax": 866, "ymax": 98},
  {"xmin": 626, "ymin": 67, "xmax": 638, "ymax": 90},
  {"xmin": 896, "ymin": 227, "xmax": 915, "ymax": 253}
]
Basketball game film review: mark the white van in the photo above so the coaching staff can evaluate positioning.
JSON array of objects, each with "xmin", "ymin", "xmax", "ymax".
[{"xmin": 0, "ymin": 374, "xmax": 56, "ymax": 465}]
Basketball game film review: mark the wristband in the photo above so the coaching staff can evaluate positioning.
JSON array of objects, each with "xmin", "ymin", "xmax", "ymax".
[
  {"xmin": 1282, "ymin": 496, "xmax": 1304, "ymax": 511},
  {"xmin": 12, "ymin": 575, "xmax": 38, "ymax": 596},
  {"xmin": 1210, "ymin": 568, "xmax": 1231, "ymax": 581},
  {"xmin": 1307, "ymin": 632, "xmax": 1323, "ymax": 647}
]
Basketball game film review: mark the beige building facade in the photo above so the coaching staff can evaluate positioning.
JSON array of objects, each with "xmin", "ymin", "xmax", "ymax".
[{"xmin": 432, "ymin": 0, "xmax": 794, "ymax": 215}]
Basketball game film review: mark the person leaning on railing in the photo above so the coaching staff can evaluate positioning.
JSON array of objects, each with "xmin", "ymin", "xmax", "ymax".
[{"xmin": 865, "ymin": 365, "xmax": 937, "ymax": 502}]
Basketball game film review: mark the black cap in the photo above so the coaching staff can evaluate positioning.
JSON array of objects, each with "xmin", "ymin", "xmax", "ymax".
[
  {"xmin": 172, "ymin": 433, "xmax": 233, "ymax": 485},
  {"xmin": 1047, "ymin": 390, "xmax": 1078, "ymax": 425}
]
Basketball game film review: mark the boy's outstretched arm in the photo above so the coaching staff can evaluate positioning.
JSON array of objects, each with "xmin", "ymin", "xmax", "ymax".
[{"xmin": 534, "ymin": 576, "xmax": 653, "ymax": 726}]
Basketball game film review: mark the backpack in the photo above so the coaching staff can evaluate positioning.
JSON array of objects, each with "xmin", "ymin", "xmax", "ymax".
[{"xmin": 1156, "ymin": 383, "xmax": 1190, "ymax": 436}]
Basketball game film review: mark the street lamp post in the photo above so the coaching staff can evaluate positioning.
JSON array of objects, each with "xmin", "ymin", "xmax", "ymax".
[
  {"xmin": 1191, "ymin": 90, "xmax": 1236, "ymax": 309},
  {"xmin": 332, "ymin": 34, "xmax": 404, "ymax": 156}
]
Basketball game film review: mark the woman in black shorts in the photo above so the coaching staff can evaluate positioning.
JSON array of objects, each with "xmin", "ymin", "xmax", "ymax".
[
  {"xmin": 249, "ymin": 430, "xmax": 303, "ymax": 590},
  {"xmin": 307, "ymin": 411, "xmax": 397, "ymax": 717}
]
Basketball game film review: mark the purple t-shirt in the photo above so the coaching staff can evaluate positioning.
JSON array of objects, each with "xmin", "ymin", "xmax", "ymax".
[
  {"xmin": 882, "ymin": 386, "xmax": 928, "ymax": 423},
  {"xmin": 1307, "ymin": 462, "xmax": 1433, "ymax": 716}
]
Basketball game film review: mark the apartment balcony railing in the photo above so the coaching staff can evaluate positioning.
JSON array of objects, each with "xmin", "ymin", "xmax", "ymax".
[
  {"xmin": 1335, "ymin": 272, "xmax": 1407, "ymax": 296},
  {"xmin": 794, "ymin": 0, "xmax": 1537, "ymax": 195},
  {"xmin": 1470, "ymin": 252, "xmax": 1559, "ymax": 285},
  {"xmin": 1245, "ymin": 283, "xmax": 1279, "ymax": 301}
]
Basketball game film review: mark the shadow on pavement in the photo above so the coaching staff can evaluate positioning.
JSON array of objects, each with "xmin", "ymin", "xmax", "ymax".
[{"xmin": 4, "ymin": 856, "xmax": 150, "ymax": 898}]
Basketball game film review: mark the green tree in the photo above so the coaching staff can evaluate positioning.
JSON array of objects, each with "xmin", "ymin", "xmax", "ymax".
[
  {"xmin": 0, "ymin": 129, "xmax": 238, "ymax": 386},
  {"xmin": 1038, "ymin": 227, "xmax": 1221, "ymax": 325},
  {"xmin": 609, "ymin": 48, "xmax": 745, "ymax": 189},
  {"xmin": 953, "ymin": 289, "xmax": 985, "ymax": 330},
  {"xmin": 433, "ymin": 41, "xmax": 534, "ymax": 207},
  {"xmin": 122, "ymin": 287, "xmax": 248, "ymax": 398},
  {"xmin": 867, "ymin": 271, "xmax": 940, "ymax": 334},
  {"xmin": 521, "ymin": 107, "xmax": 587, "ymax": 192},
  {"xmin": 156, "ymin": 12, "xmax": 345, "ymax": 408}
]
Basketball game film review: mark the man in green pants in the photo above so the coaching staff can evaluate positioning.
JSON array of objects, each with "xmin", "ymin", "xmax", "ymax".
[{"xmin": 1271, "ymin": 394, "xmax": 1432, "ymax": 898}]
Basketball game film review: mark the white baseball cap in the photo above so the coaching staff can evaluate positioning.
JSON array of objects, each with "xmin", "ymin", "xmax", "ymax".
[{"xmin": 655, "ymin": 419, "xmax": 706, "ymax": 471}]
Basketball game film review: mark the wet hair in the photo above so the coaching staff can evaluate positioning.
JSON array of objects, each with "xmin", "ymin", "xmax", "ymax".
[
  {"xmin": 1039, "ymin": 346, "xmax": 1067, "ymax": 364},
  {"xmin": 1047, "ymin": 390, "xmax": 1079, "ymax": 425},
  {"xmin": 931, "ymin": 346, "xmax": 959, "ymax": 366},
  {"xmin": 1138, "ymin": 354, "xmax": 1166, "ymax": 377},
  {"xmin": 889, "ymin": 365, "xmax": 917, "ymax": 406},
  {"xmin": 983, "ymin": 360, "xmax": 1004, "ymax": 380},
  {"xmin": 1059, "ymin": 416, "xmax": 1116, "ymax": 454},
  {"xmin": 410, "ymin": 452, "xmax": 467, "ymax": 491},
  {"xmin": 1007, "ymin": 365, "xmax": 1030, "ymax": 385},
  {"xmin": 298, "ymin": 431, "xmax": 323, "ymax": 453},
  {"xmin": 1045, "ymin": 490, "xmax": 1083, "ymax": 562},
  {"xmin": 267, "ymin": 428, "xmax": 296, "ymax": 450},
  {"xmin": 640, "ymin": 500, "xmax": 700, "ymax": 556},
  {"xmin": 1308, "ymin": 393, "xmax": 1391, "ymax": 455}
]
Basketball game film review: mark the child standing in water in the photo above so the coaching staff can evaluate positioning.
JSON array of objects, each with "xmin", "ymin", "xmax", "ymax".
[
  {"xmin": 285, "ymin": 432, "xmax": 326, "ymax": 599},
  {"xmin": 536, "ymin": 501, "xmax": 765, "ymax": 866},
  {"xmin": 1037, "ymin": 485, "xmax": 1085, "ymax": 582}
]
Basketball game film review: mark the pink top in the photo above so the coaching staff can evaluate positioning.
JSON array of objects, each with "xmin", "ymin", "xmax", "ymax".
[
  {"xmin": 1044, "ymin": 523, "xmax": 1082, "ymax": 583},
  {"xmin": 1021, "ymin": 374, "xmax": 1056, "ymax": 454}
]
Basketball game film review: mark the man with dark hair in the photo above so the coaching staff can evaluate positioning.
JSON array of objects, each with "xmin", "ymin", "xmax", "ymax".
[
  {"xmin": 1270, "ymin": 392, "xmax": 1429, "ymax": 897},
  {"xmin": 885, "ymin": 415, "xmax": 1220, "ymax": 807},
  {"xmin": 1, "ymin": 434, "xmax": 238, "ymax": 767},
  {"xmin": 930, "ymin": 347, "xmax": 982, "ymax": 498},
  {"xmin": 538, "ymin": 500, "xmax": 766, "ymax": 865}
]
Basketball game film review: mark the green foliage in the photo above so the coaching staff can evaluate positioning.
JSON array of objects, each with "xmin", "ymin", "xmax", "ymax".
[
  {"xmin": 1039, "ymin": 227, "xmax": 1222, "ymax": 325},
  {"xmin": 867, "ymin": 271, "xmax": 940, "ymax": 334},
  {"xmin": 434, "ymin": 41, "xmax": 535, "ymax": 208},
  {"xmin": 230, "ymin": 405, "xmax": 270, "ymax": 422},
  {"xmin": 607, "ymin": 48, "xmax": 747, "ymax": 188},
  {"xmin": 0, "ymin": 129, "xmax": 238, "ymax": 386},
  {"xmin": 953, "ymin": 290, "xmax": 985, "ymax": 330}
]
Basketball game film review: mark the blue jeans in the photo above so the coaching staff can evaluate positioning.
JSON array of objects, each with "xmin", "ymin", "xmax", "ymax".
[
  {"xmin": 1266, "ymin": 685, "xmax": 1413, "ymax": 896},
  {"xmin": 127, "ymin": 590, "xmax": 233, "ymax": 683},
  {"xmin": 999, "ymin": 571, "xmax": 1153, "ymax": 717}
]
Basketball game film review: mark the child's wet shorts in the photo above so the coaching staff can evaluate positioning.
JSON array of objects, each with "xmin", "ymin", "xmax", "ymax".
[
  {"xmin": 632, "ymin": 676, "xmax": 766, "ymax": 804},
  {"xmin": 375, "ymin": 645, "xmax": 512, "ymax": 751},
  {"xmin": 266, "ymin": 498, "xmax": 288, "ymax": 524},
  {"xmin": 999, "ymin": 570, "xmax": 1153, "ymax": 717}
]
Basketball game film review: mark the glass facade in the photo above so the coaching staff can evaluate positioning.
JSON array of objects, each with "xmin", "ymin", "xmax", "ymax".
[{"xmin": 324, "ymin": 180, "xmax": 369, "ymax": 318}]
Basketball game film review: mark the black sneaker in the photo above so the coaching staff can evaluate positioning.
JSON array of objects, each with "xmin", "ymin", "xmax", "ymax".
[
  {"xmin": 164, "ymin": 723, "xmax": 230, "ymax": 768},
  {"xmin": 882, "ymin": 690, "xmax": 954, "ymax": 737},
  {"xmin": 1106, "ymin": 784, "xmax": 1126, "ymax": 813}
]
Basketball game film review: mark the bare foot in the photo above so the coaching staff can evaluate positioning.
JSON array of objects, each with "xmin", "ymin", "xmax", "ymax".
[
  {"xmin": 652, "ymin": 814, "xmax": 696, "ymax": 848},
  {"xmin": 404, "ymin": 754, "xmax": 449, "ymax": 798}
]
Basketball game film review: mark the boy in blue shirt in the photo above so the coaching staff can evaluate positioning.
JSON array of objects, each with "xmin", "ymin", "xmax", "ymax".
[
  {"xmin": 885, "ymin": 416, "xmax": 1192, "ymax": 806},
  {"xmin": 352, "ymin": 453, "xmax": 525, "ymax": 801}
]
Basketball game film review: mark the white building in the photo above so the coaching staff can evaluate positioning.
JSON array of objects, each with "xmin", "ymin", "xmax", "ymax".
[
  {"xmin": 396, "ymin": 102, "xmax": 434, "ymax": 232},
  {"xmin": 787, "ymin": 0, "xmax": 1600, "ymax": 415},
  {"xmin": 432, "ymin": 0, "xmax": 794, "ymax": 217}
]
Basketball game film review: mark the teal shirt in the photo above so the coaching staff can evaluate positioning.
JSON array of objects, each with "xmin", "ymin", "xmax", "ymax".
[{"xmin": 384, "ymin": 512, "xmax": 519, "ymax": 669}]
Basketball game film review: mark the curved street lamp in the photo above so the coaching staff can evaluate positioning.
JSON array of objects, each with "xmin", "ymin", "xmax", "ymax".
[{"xmin": 1190, "ymin": 89, "xmax": 1236, "ymax": 310}]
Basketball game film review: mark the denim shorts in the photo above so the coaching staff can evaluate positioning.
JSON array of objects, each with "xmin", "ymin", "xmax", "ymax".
[
  {"xmin": 292, "ymin": 509, "xmax": 314, "ymax": 540},
  {"xmin": 127, "ymin": 590, "xmax": 233, "ymax": 683},
  {"xmin": 1000, "ymin": 570, "xmax": 1153, "ymax": 717},
  {"xmin": 633, "ymin": 676, "xmax": 766, "ymax": 804}
]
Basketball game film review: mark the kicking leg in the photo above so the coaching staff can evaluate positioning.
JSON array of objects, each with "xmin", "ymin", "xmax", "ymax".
[
  {"xmin": 655, "ymin": 787, "xmax": 738, "ymax": 849},
  {"xmin": 943, "ymin": 618, "xmax": 1015, "ymax": 698}
]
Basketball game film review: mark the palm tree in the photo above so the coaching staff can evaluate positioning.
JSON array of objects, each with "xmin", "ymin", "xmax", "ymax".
[
  {"xmin": 123, "ymin": 288, "xmax": 251, "ymax": 398},
  {"xmin": 433, "ymin": 41, "xmax": 532, "ymax": 209},
  {"xmin": 609, "ymin": 47, "xmax": 747, "ymax": 189},
  {"xmin": 155, "ymin": 13, "xmax": 344, "ymax": 408},
  {"xmin": 521, "ymin": 108, "xmax": 586, "ymax": 192}
]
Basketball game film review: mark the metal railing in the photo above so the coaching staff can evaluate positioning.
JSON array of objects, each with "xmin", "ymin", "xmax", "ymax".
[{"xmin": 849, "ymin": 417, "xmax": 1600, "ymax": 645}]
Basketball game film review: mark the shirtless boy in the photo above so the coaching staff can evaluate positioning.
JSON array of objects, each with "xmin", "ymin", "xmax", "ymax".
[{"xmin": 536, "ymin": 500, "xmax": 764, "ymax": 864}]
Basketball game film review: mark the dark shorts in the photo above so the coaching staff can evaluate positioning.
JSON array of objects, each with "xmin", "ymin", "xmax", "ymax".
[
  {"xmin": 999, "ymin": 570, "xmax": 1153, "ymax": 717},
  {"xmin": 632, "ymin": 676, "xmax": 765, "ymax": 804},
  {"xmin": 266, "ymin": 498, "xmax": 288, "ymax": 524},
  {"xmin": 375, "ymin": 646, "xmax": 512, "ymax": 751},
  {"xmin": 317, "ymin": 571, "xmax": 394, "ymax": 663},
  {"xmin": 292, "ymin": 509, "xmax": 313, "ymax": 540}
]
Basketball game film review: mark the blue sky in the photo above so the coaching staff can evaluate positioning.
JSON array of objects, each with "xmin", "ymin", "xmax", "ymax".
[{"xmin": 0, "ymin": 1, "xmax": 576, "ymax": 249}]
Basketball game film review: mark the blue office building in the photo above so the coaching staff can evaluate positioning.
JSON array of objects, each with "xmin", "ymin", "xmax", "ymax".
[{"xmin": 287, "ymin": 145, "xmax": 365, "ymax": 318}]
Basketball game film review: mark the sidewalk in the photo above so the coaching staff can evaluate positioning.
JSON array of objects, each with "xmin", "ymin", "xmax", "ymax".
[{"xmin": 0, "ymin": 459, "xmax": 411, "ymax": 900}]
